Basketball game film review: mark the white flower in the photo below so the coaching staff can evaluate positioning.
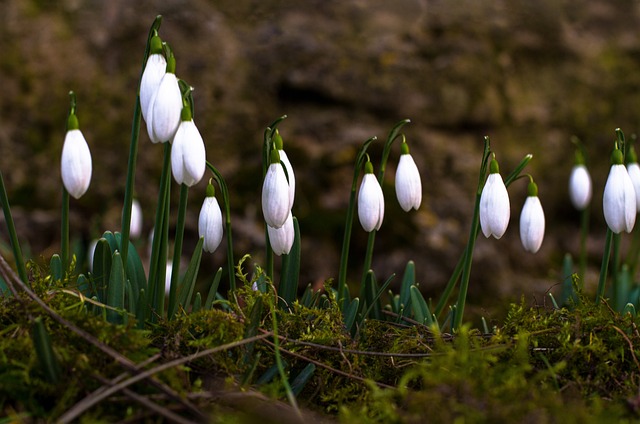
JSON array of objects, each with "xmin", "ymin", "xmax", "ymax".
[
  {"xmin": 165, "ymin": 261, "xmax": 173, "ymax": 295},
  {"xmin": 479, "ymin": 159, "xmax": 510, "ymax": 239},
  {"xmin": 603, "ymin": 157, "xmax": 636, "ymax": 234},
  {"xmin": 268, "ymin": 212, "xmax": 294, "ymax": 256},
  {"xmin": 395, "ymin": 144, "xmax": 422, "ymax": 211},
  {"xmin": 171, "ymin": 110, "xmax": 206, "ymax": 186},
  {"xmin": 140, "ymin": 36, "xmax": 166, "ymax": 123},
  {"xmin": 61, "ymin": 127, "xmax": 92, "ymax": 199},
  {"xmin": 130, "ymin": 199, "xmax": 143, "ymax": 239},
  {"xmin": 279, "ymin": 149, "xmax": 296, "ymax": 211},
  {"xmin": 627, "ymin": 162, "xmax": 640, "ymax": 211},
  {"xmin": 146, "ymin": 56, "xmax": 182, "ymax": 143},
  {"xmin": 568, "ymin": 164, "xmax": 592, "ymax": 210},
  {"xmin": 358, "ymin": 163, "xmax": 384, "ymax": 232},
  {"xmin": 198, "ymin": 184, "xmax": 224, "ymax": 253},
  {"xmin": 262, "ymin": 150, "xmax": 290, "ymax": 228},
  {"xmin": 519, "ymin": 183, "xmax": 545, "ymax": 253}
]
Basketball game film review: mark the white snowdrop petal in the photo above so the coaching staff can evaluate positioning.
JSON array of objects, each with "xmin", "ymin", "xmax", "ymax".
[
  {"xmin": 568, "ymin": 165, "xmax": 592, "ymax": 210},
  {"xmin": 148, "ymin": 73, "xmax": 182, "ymax": 143},
  {"xmin": 627, "ymin": 163, "xmax": 640, "ymax": 211},
  {"xmin": 171, "ymin": 120, "xmax": 206, "ymax": 187},
  {"xmin": 130, "ymin": 199, "xmax": 143, "ymax": 239},
  {"xmin": 520, "ymin": 196, "xmax": 545, "ymax": 253},
  {"xmin": 479, "ymin": 173, "xmax": 510, "ymax": 239},
  {"xmin": 279, "ymin": 149, "xmax": 296, "ymax": 211},
  {"xmin": 268, "ymin": 212, "xmax": 295, "ymax": 256},
  {"xmin": 604, "ymin": 164, "xmax": 636, "ymax": 233},
  {"xmin": 140, "ymin": 53, "xmax": 167, "ymax": 123},
  {"xmin": 395, "ymin": 154, "xmax": 422, "ymax": 212},
  {"xmin": 61, "ymin": 129, "xmax": 92, "ymax": 199},
  {"xmin": 262, "ymin": 163, "xmax": 290, "ymax": 228},
  {"xmin": 358, "ymin": 174, "xmax": 385, "ymax": 232},
  {"xmin": 198, "ymin": 196, "xmax": 224, "ymax": 253}
]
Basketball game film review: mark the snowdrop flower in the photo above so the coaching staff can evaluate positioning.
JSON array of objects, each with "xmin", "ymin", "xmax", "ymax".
[
  {"xmin": 626, "ymin": 146, "xmax": 640, "ymax": 211},
  {"xmin": 568, "ymin": 150, "xmax": 592, "ymax": 210},
  {"xmin": 165, "ymin": 261, "xmax": 173, "ymax": 295},
  {"xmin": 395, "ymin": 141, "xmax": 422, "ymax": 211},
  {"xmin": 479, "ymin": 158, "xmax": 510, "ymax": 239},
  {"xmin": 140, "ymin": 35, "xmax": 166, "ymax": 123},
  {"xmin": 130, "ymin": 199, "xmax": 143, "ymax": 239},
  {"xmin": 358, "ymin": 161, "xmax": 384, "ymax": 232},
  {"xmin": 520, "ymin": 181, "xmax": 545, "ymax": 253},
  {"xmin": 268, "ymin": 212, "xmax": 294, "ymax": 256},
  {"xmin": 262, "ymin": 149, "xmax": 290, "ymax": 228},
  {"xmin": 171, "ymin": 106, "xmax": 206, "ymax": 186},
  {"xmin": 198, "ymin": 181, "xmax": 224, "ymax": 253},
  {"xmin": 61, "ymin": 113, "xmax": 92, "ymax": 199},
  {"xmin": 603, "ymin": 148, "xmax": 636, "ymax": 233},
  {"xmin": 146, "ymin": 54, "xmax": 182, "ymax": 143},
  {"xmin": 274, "ymin": 131, "xmax": 295, "ymax": 211}
]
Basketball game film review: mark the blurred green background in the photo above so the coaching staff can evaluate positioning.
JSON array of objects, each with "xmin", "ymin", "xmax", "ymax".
[{"xmin": 2, "ymin": 0, "xmax": 640, "ymax": 320}]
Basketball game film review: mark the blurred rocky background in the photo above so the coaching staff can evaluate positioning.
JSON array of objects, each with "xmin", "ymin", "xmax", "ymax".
[{"xmin": 1, "ymin": 0, "xmax": 640, "ymax": 321}]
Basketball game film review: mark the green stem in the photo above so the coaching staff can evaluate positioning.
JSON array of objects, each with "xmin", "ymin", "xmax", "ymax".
[
  {"xmin": 0, "ymin": 171, "xmax": 28, "ymax": 283},
  {"xmin": 206, "ymin": 162, "xmax": 236, "ymax": 292},
  {"xmin": 120, "ymin": 15, "xmax": 163, "ymax": 274},
  {"xmin": 147, "ymin": 143, "xmax": 172, "ymax": 321},
  {"xmin": 578, "ymin": 206, "xmax": 590, "ymax": 285},
  {"xmin": 168, "ymin": 184, "xmax": 189, "ymax": 319},
  {"xmin": 337, "ymin": 136, "xmax": 377, "ymax": 307},
  {"xmin": 611, "ymin": 232, "xmax": 621, "ymax": 305},
  {"xmin": 61, "ymin": 188, "xmax": 69, "ymax": 270},
  {"xmin": 596, "ymin": 228, "xmax": 614, "ymax": 304}
]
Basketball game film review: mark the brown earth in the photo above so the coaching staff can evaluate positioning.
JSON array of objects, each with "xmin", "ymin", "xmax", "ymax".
[{"xmin": 1, "ymin": 0, "xmax": 640, "ymax": 321}]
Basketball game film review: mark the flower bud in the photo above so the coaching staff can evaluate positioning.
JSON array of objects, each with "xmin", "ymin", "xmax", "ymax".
[
  {"xmin": 146, "ymin": 54, "xmax": 182, "ymax": 143},
  {"xmin": 268, "ymin": 212, "xmax": 294, "ymax": 256},
  {"xmin": 520, "ymin": 182, "xmax": 545, "ymax": 253},
  {"xmin": 479, "ymin": 158, "xmax": 510, "ymax": 239},
  {"xmin": 603, "ymin": 149, "xmax": 636, "ymax": 233},
  {"xmin": 61, "ymin": 113, "xmax": 92, "ymax": 199},
  {"xmin": 171, "ymin": 106, "xmax": 206, "ymax": 187},
  {"xmin": 198, "ymin": 182, "xmax": 224, "ymax": 253},
  {"xmin": 140, "ymin": 35, "xmax": 166, "ymax": 123},
  {"xmin": 262, "ymin": 149, "xmax": 290, "ymax": 228},
  {"xmin": 358, "ymin": 161, "xmax": 384, "ymax": 232},
  {"xmin": 395, "ymin": 142, "xmax": 422, "ymax": 211}
]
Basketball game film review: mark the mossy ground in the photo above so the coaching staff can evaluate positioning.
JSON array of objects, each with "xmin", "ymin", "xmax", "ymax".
[{"xmin": 1, "ymin": 265, "xmax": 640, "ymax": 423}]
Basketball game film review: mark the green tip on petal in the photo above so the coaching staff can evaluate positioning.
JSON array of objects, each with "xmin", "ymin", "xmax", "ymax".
[
  {"xmin": 611, "ymin": 148, "xmax": 624, "ymax": 165},
  {"xmin": 149, "ymin": 35, "xmax": 163, "ymax": 55},
  {"xmin": 629, "ymin": 146, "xmax": 638, "ymax": 164},
  {"xmin": 574, "ymin": 149, "xmax": 585, "ymax": 165},
  {"xmin": 274, "ymin": 130, "xmax": 283, "ymax": 150},
  {"xmin": 67, "ymin": 113, "xmax": 79, "ymax": 131},
  {"xmin": 206, "ymin": 180, "xmax": 215, "ymax": 198},
  {"xmin": 166, "ymin": 54, "xmax": 176, "ymax": 74},
  {"xmin": 270, "ymin": 148, "xmax": 281, "ymax": 165},
  {"xmin": 364, "ymin": 161, "xmax": 374, "ymax": 174},
  {"xmin": 489, "ymin": 158, "xmax": 500, "ymax": 174},
  {"xmin": 400, "ymin": 141, "xmax": 410, "ymax": 155},
  {"xmin": 180, "ymin": 105, "xmax": 192, "ymax": 122},
  {"xmin": 527, "ymin": 181, "xmax": 538, "ymax": 197}
]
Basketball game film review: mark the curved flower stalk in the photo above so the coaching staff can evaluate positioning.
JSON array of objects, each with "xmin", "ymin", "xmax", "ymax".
[
  {"xmin": 358, "ymin": 160, "xmax": 384, "ymax": 232},
  {"xmin": 198, "ymin": 181, "xmax": 224, "ymax": 253},
  {"xmin": 603, "ymin": 148, "xmax": 636, "ymax": 234},
  {"xmin": 268, "ymin": 212, "xmax": 294, "ymax": 256},
  {"xmin": 146, "ymin": 53, "xmax": 182, "ymax": 143},
  {"xmin": 140, "ymin": 34, "xmax": 166, "ymax": 123},
  {"xmin": 61, "ymin": 112, "xmax": 92, "ymax": 200},
  {"xmin": 520, "ymin": 181, "xmax": 545, "ymax": 253},
  {"xmin": 171, "ymin": 105, "xmax": 206, "ymax": 186},
  {"xmin": 479, "ymin": 157, "xmax": 510, "ymax": 239},
  {"xmin": 129, "ymin": 199, "xmax": 143, "ymax": 239},
  {"xmin": 395, "ymin": 140, "xmax": 422, "ymax": 211},
  {"xmin": 262, "ymin": 149, "xmax": 290, "ymax": 229}
]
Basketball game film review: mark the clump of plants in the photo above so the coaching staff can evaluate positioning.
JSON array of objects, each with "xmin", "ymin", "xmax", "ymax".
[{"xmin": 2, "ymin": 15, "xmax": 640, "ymax": 423}]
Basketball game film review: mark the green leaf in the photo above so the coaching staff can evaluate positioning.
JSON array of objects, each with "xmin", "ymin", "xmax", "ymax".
[
  {"xmin": 344, "ymin": 297, "xmax": 360, "ymax": 336},
  {"xmin": 192, "ymin": 292, "xmax": 202, "ymax": 313},
  {"xmin": 175, "ymin": 237, "xmax": 204, "ymax": 316},
  {"xmin": 50, "ymin": 254, "xmax": 63, "ymax": 282},
  {"xmin": 204, "ymin": 268, "xmax": 223, "ymax": 310},
  {"xmin": 410, "ymin": 285, "xmax": 434, "ymax": 327},
  {"xmin": 279, "ymin": 217, "xmax": 301, "ymax": 311},
  {"xmin": 31, "ymin": 317, "xmax": 61, "ymax": 384},
  {"xmin": 91, "ymin": 238, "xmax": 112, "ymax": 303},
  {"xmin": 291, "ymin": 363, "xmax": 316, "ymax": 396},
  {"xmin": 106, "ymin": 251, "xmax": 125, "ymax": 324},
  {"xmin": 399, "ymin": 261, "xmax": 415, "ymax": 318},
  {"xmin": 243, "ymin": 297, "xmax": 263, "ymax": 366}
]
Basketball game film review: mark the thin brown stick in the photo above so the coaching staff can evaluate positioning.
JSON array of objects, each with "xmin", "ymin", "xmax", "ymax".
[
  {"xmin": 0, "ymin": 254, "xmax": 205, "ymax": 422},
  {"xmin": 612, "ymin": 325, "xmax": 640, "ymax": 373},
  {"xmin": 59, "ymin": 332, "xmax": 272, "ymax": 422}
]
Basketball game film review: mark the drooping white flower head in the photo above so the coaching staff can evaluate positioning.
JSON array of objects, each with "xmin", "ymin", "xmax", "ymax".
[
  {"xmin": 520, "ymin": 181, "xmax": 545, "ymax": 253},
  {"xmin": 358, "ymin": 161, "xmax": 385, "ymax": 232},
  {"xmin": 268, "ymin": 212, "xmax": 295, "ymax": 256},
  {"xmin": 479, "ymin": 158, "xmax": 510, "ymax": 239},
  {"xmin": 164, "ymin": 260, "xmax": 173, "ymax": 295},
  {"xmin": 626, "ymin": 147, "xmax": 640, "ymax": 211},
  {"xmin": 130, "ymin": 199, "xmax": 143, "ymax": 239},
  {"xmin": 198, "ymin": 181, "xmax": 224, "ymax": 253},
  {"xmin": 395, "ymin": 142, "xmax": 422, "ymax": 212},
  {"xmin": 61, "ymin": 113, "xmax": 92, "ymax": 199},
  {"xmin": 568, "ymin": 151, "xmax": 592, "ymax": 210},
  {"xmin": 146, "ymin": 54, "xmax": 182, "ymax": 143},
  {"xmin": 603, "ymin": 148, "xmax": 636, "ymax": 233},
  {"xmin": 262, "ymin": 149, "xmax": 290, "ymax": 228},
  {"xmin": 140, "ymin": 35, "xmax": 166, "ymax": 123},
  {"xmin": 273, "ymin": 131, "xmax": 295, "ymax": 210},
  {"xmin": 171, "ymin": 106, "xmax": 206, "ymax": 187}
]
